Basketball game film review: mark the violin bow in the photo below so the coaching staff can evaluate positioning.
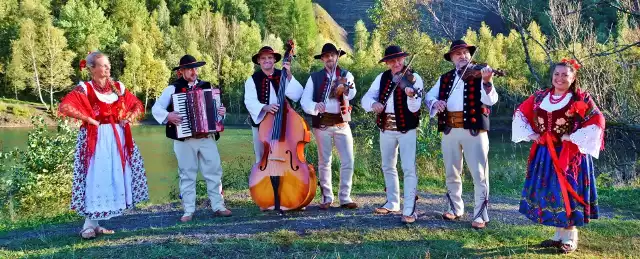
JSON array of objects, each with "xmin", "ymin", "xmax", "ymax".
[
  {"xmin": 383, "ymin": 54, "xmax": 416, "ymax": 107},
  {"xmin": 447, "ymin": 47, "xmax": 478, "ymax": 98},
  {"xmin": 322, "ymin": 48, "xmax": 343, "ymax": 103}
]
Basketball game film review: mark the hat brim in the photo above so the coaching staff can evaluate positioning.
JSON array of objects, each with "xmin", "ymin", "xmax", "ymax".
[
  {"xmin": 444, "ymin": 46, "xmax": 476, "ymax": 61},
  {"xmin": 378, "ymin": 52, "xmax": 409, "ymax": 63},
  {"xmin": 252, "ymin": 52, "xmax": 282, "ymax": 65},
  {"xmin": 172, "ymin": 61, "xmax": 206, "ymax": 71},
  {"xmin": 314, "ymin": 50, "xmax": 347, "ymax": 59}
]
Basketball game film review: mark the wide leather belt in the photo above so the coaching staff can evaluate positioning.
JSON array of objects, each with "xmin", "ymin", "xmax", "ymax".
[
  {"xmin": 191, "ymin": 133, "xmax": 211, "ymax": 139},
  {"xmin": 319, "ymin": 113, "xmax": 346, "ymax": 127},
  {"xmin": 446, "ymin": 111, "xmax": 464, "ymax": 128},
  {"xmin": 384, "ymin": 113, "xmax": 398, "ymax": 131}
]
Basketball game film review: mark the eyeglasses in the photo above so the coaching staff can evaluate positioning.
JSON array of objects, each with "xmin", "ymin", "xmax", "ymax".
[{"xmin": 93, "ymin": 63, "xmax": 111, "ymax": 70}]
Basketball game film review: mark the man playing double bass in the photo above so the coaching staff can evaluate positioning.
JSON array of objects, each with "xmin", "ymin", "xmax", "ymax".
[
  {"xmin": 152, "ymin": 55, "xmax": 231, "ymax": 222},
  {"xmin": 424, "ymin": 40, "xmax": 499, "ymax": 230},
  {"xmin": 361, "ymin": 45, "xmax": 424, "ymax": 224},
  {"xmin": 301, "ymin": 43, "xmax": 358, "ymax": 210},
  {"xmin": 244, "ymin": 46, "xmax": 304, "ymax": 163}
]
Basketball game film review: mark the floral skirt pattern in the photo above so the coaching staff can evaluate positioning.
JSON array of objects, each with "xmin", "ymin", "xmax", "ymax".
[
  {"xmin": 519, "ymin": 146, "xmax": 599, "ymax": 227},
  {"xmin": 70, "ymin": 127, "xmax": 149, "ymax": 220}
]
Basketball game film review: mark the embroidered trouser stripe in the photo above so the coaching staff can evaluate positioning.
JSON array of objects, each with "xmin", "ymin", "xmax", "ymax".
[
  {"xmin": 442, "ymin": 128, "xmax": 490, "ymax": 222},
  {"xmin": 313, "ymin": 125, "xmax": 355, "ymax": 205},
  {"xmin": 174, "ymin": 138, "xmax": 225, "ymax": 213},
  {"xmin": 380, "ymin": 129, "xmax": 418, "ymax": 216}
]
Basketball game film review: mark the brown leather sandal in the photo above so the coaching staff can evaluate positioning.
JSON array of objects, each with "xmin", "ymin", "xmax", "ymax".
[
  {"xmin": 373, "ymin": 207, "xmax": 399, "ymax": 214},
  {"xmin": 442, "ymin": 212, "xmax": 461, "ymax": 221},
  {"xmin": 80, "ymin": 227, "xmax": 96, "ymax": 239},
  {"xmin": 95, "ymin": 226, "xmax": 115, "ymax": 235},
  {"xmin": 559, "ymin": 241, "xmax": 577, "ymax": 253}
]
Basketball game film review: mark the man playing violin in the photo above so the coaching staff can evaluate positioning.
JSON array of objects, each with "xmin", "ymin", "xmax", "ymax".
[
  {"xmin": 301, "ymin": 43, "xmax": 358, "ymax": 210},
  {"xmin": 244, "ymin": 46, "xmax": 304, "ymax": 163},
  {"xmin": 424, "ymin": 40, "xmax": 499, "ymax": 230},
  {"xmin": 361, "ymin": 45, "xmax": 424, "ymax": 224}
]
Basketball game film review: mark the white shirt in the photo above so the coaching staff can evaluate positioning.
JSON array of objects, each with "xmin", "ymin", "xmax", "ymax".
[
  {"xmin": 301, "ymin": 70, "xmax": 356, "ymax": 115},
  {"xmin": 152, "ymin": 80, "xmax": 199, "ymax": 124},
  {"xmin": 78, "ymin": 81, "xmax": 125, "ymax": 104},
  {"xmin": 361, "ymin": 72, "xmax": 423, "ymax": 113},
  {"xmin": 425, "ymin": 74, "xmax": 499, "ymax": 117},
  {"xmin": 244, "ymin": 72, "xmax": 303, "ymax": 125}
]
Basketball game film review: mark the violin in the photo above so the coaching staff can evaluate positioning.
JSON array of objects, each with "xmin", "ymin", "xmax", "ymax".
[
  {"xmin": 384, "ymin": 54, "xmax": 422, "ymax": 104},
  {"xmin": 461, "ymin": 62, "xmax": 506, "ymax": 81},
  {"xmin": 328, "ymin": 76, "xmax": 353, "ymax": 98},
  {"xmin": 249, "ymin": 39, "xmax": 316, "ymax": 213},
  {"xmin": 322, "ymin": 48, "xmax": 354, "ymax": 121}
]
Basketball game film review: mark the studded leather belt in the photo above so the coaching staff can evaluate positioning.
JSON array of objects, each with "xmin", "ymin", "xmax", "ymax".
[{"xmin": 446, "ymin": 111, "xmax": 464, "ymax": 128}]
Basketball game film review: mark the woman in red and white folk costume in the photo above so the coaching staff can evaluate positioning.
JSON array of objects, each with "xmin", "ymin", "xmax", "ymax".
[
  {"xmin": 512, "ymin": 59, "xmax": 604, "ymax": 253},
  {"xmin": 58, "ymin": 52, "xmax": 149, "ymax": 239}
]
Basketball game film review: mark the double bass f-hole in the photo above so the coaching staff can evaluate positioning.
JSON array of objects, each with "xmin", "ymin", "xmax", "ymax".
[{"xmin": 285, "ymin": 150, "xmax": 299, "ymax": 171}]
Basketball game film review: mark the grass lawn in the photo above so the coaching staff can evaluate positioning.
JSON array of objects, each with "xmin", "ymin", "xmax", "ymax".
[{"xmin": 1, "ymin": 128, "xmax": 638, "ymax": 258}]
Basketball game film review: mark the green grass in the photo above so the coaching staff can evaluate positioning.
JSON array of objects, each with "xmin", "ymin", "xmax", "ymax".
[
  {"xmin": 0, "ymin": 98, "xmax": 43, "ymax": 106},
  {"xmin": 0, "ymin": 216, "xmax": 638, "ymax": 258},
  {"xmin": 1, "ymin": 127, "xmax": 638, "ymax": 258}
]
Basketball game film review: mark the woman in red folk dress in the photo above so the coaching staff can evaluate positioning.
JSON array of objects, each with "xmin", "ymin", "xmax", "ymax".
[
  {"xmin": 512, "ymin": 59, "xmax": 605, "ymax": 253},
  {"xmin": 58, "ymin": 52, "xmax": 149, "ymax": 239}
]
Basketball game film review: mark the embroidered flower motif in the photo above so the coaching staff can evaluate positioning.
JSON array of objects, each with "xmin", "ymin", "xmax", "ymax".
[{"xmin": 555, "ymin": 118, "xmax": 567, "ymax": 125}]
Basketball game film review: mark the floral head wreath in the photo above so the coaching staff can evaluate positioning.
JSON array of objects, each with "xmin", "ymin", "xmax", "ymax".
[
  {"xmin": 79, "ymin": 51, "xmax": 92, "ymax": 71},
  {"xmin": 560, "ymin": 58, "xmax": 581, "ymax": 71}
]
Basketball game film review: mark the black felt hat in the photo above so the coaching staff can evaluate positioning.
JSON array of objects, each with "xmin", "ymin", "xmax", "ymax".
[
  {"xmin": 379, "ymin": 45, "xmax": 409, "ymax": 63},
  {"xmin": 314, "ymin": 43, "xmax": 347, "ymax": 59},
  {"xmin": 172, "ymin": 55, "xmax": 206, "ymax": 71},
  {"xmin": 443, "ymin": 40, "xmax": 476, "ymax": 61},
  {"xmin": 251, "ymin": 46, "xmax": 282, "ymax": 65}
]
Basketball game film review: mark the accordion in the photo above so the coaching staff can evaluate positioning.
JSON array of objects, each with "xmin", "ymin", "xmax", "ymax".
[{"xmin": 171, "ymin": 88, "xmax": 224, "ymax": 139}]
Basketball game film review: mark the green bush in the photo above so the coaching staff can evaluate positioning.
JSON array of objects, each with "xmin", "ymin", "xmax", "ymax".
[
  {"xmin": 0, "ymin": 118, "xmax": 77, "ymax": 221},
  {"xmin": 8, "ymin": 105, "xmax": 32, "ymax": 118},
  {"xmin": 0, "ymin": 102, "xmax": 7, "ymax": 113}
]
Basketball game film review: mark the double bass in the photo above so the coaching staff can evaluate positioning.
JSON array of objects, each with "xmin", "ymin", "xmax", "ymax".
[{"xmin": 249, "ymin": 40, "xmax": 316, "ymax": 213}]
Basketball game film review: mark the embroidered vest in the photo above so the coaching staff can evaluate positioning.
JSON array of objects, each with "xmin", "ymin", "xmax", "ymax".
[
  {"xmin": 532, "ymin": 89, "xmax": 578, "ymax": 140},
  {"xmin": 375, "ymin": 69, "xmax": 420, "ymax": 132},
  {"xmin": 436, "ymin": 69, "xmax": 490, "ymax": 132},
  {"xmin": 249, "ymin": 69, "xmax": 282, "ymax": 127},
  {"xmin": 310, "ymin": 67, "xmax": 350, "ymax": 128}
]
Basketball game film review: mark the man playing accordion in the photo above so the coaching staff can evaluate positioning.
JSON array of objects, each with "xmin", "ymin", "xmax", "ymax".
[{"xmin": 152, "ymin": 55, "xmax": 231, "ymax": 222}]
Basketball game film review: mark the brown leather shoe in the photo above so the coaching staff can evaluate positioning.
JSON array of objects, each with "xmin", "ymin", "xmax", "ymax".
[
  {"xmin": 442, "ymin": 212, "xmax": 461, "ymax": 221},
  {"xmin": 471, "ymin": 221, "xmax": 486, "ymax": 230},
  {"xmin": 373, "ymin": 207, "xmax": 399, "ymax": 214},
  {"xmin": 401, "ymin": 215, "xmax": 416, "ymax": 224},
  {"xmin": 540, "ymin": 239, "xmax": 562, "ymax": 248},
  {"xmin": 214, "ymin": 209, "xmax": 232, "ymax": 217},
  {"xmin": 340, "ymin": 202, "xmax": 358, "ymax": 209},
  {"xmin": 318, "ymin": 202, "xmax": 331, "ymax": 210},
  {"xmin": 180, "ymin": 215, "xmax": 193, "ymax": 222}
]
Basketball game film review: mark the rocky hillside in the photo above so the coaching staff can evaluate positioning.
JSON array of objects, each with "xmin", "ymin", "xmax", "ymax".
[{"xmin": 313, "ymin": 0, "xmax": 506, "ymax": 42}]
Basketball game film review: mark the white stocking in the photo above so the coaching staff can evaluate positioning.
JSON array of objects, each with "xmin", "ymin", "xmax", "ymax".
[{"xmin": 83, "ymin": 218, "xmax": 98, "ymax": 229}]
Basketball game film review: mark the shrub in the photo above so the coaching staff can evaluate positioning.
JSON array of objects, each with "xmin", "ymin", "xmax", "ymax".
[
  {"xmin": 0, "ymin": 102, "xmax": 7, "ymax": 113},
  {"xmin": 0, "ymin": 118, "xmax": 77, "ymax": 221},
  {"xmin": 8, "ymin": 105, "xmax": 32, "ymax": 118}
]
